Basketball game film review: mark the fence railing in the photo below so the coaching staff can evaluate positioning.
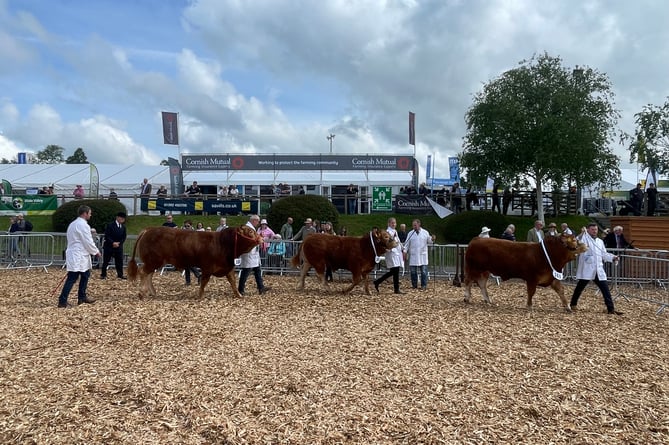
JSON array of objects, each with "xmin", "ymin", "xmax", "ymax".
[{"xmin": 3, "ymin": 233, "xmax": 667, "ymax": 313}]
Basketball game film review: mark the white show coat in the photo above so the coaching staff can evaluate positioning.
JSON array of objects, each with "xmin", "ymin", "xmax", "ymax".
[
  {"xmin": 403, "ymin": 228, "xmax": 433, "ymax": 267},
  {"xmin": 65, "ymin": 216, "xmax": 100, "ymax": 272},
  {"xmin": 384, "ymin": 227, "xmax": 404, "ymax": 269},
  {"xmin": 239, "ymin": 221, "xmax": 260, "ymax": 268},
  {"xmin": 575, "ymin": 233, "xmax": 615, "ymax": 280}
]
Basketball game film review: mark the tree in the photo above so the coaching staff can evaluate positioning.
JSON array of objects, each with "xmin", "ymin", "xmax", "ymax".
[
  {"xmin": 65, "ymin": 147, "xmax": 89, "ymax": 164},
  {"xmin": 461, "ymin": 53, "xmax": 620, "ymax": 221},
  {"xmin": 35, "ymin": 145, "xmax": 65, "ymax": 164},
  {"xmin": 624, "ymin": 100, "xmax": 669, "ymax": 185}
]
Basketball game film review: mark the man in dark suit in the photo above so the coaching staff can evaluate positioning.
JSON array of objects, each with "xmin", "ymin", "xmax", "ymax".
[
  {"xmin": 603, "ymin": 226, "xmax": 633, "ymax": 249},
  {"xmin": 100, "ymin": 212, "xmax": 127, "ymax": 279}
]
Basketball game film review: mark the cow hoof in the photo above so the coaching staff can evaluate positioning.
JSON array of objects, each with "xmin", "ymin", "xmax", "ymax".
[{"xmin": 463, "ymin": 298, "xmax": 471, "ymax": 304}]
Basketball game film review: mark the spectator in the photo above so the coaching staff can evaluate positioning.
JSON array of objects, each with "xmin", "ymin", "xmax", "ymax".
[
  {"xmin": 90, "ymin": 228, "xmax": 101, "ymax": 269},
  {"xmin": 292, "ymin": 218, "xmax": 316, "ymax": 242},
  {"xmin": 570, "ymin": 223, "xmax": 622, "ymax": 315},
  {"xmin": 195, "ymin": 222, "xmax": 205, "ymax": 231},
  {"xmin": 527, "ymin": 220, "xmax": 544, "ymax": 242},
  {"xmin": 346, "ymin": 184, "xmax": 358, "ymax": 215},
  {"xmin": 186, "ymin": 181, "xmax": 201, "ymax": 197},
  {"xmin": 397, "ymin": 223, "xmax": 408, "ymax": 243},
  {"xmin": 546, "ymin": 223, "xmax": 559, "ymax": 237},
  {"xmin": 156, "ymin": 184, "xmax": 168, "ymax": 215},
  {"xmin": 502, "ymin": 187, "xmax": 512, "ymax": 215},
  {"xmin": 646, "ymin": 182, "xmax": 658, "ymax": 216},
  {"xmin": 267, "ymin": 234, "xmax": 286, "ymax": 268},
  {"xmin": 100, "ymin": 212, "xmax": 127, "ymax": 280},
  {"xmin": 501, "ymin": 224, "xmax": 516, "ymax": 241},
  {"xmin": 108, "ymin": 188, "xmax": 118, "ymax": 200},
  {"xmin": 478, "ymin": 226, "xmax": 491, "ymax": 238},
  {"xmin": 57, "ymin": 205, "xmax": 100, "ymax": 307},
  {"xmin": 403, "ymin": 218, "xmax": 436, "ymax": 290},
  {"xmin": 257, "ymin": 218, "xmax": 275, "ymax": 253},
  {"xmin": 140, "ymin": 178, "xmax": 152, "ymax": 197},
  {"xmin": 451, "ymin": 183, "xmax": 462, "ymax": 214},
  {"xmin": 228, "ymin": 185, "xmax": 239, "ymax": 197},
  {"xmin": 73, "ymin": 185, "xmax": 85, "ymax": 199},
  {"xmin": 162, "ymin": 214, "xmax": 177, "ymax": 228},
  {"xmin": 603, "ymin": 226, "xmax": 633, "ymax": 249},
  {"xmin": 238, "ymin": 214, "xmax": 270, "ymax": 296},
  {"xmin": 215, "ymin": 217, "xmax": 228, "ymax": 232},
  {"xmin": 38, "ymin": 186, "xmax": 48, "ymax": 195},
  {"xmin": 373, "ymin": 217, "xmax": 405, "ymax": 294},
  {"xmin": 561, "ymin": 223, "xmax": 573, "ymax": 235},
  {"xmin": 280, "ymin": 217, "xmax": 294, "ymax": 257},
  {"xmin": 9, "ymin": 214, "xmax": 33, "ymax": 258},
  {"xmin": 629, "ymin": 183, "xmax": 643, "ymax": 216},
  {"xmin": 181, "ymin": 220, "xmax": 201, "ymax": 285},
  {"xmin": 217, "ymin": 185, "xmax": 228, "ymax": 199}
]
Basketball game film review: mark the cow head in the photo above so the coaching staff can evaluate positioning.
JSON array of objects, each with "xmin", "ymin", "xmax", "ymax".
[
  {"xmin": 371, "ymin": 228, "xmax": 398, "ymax": 254},
  {"xmin": 560, "ymin": 233, "xmax": 588, "ymax": 259},
  {"xmin": 233, "ymin": 224, "xmax": 263, "ymax": 255}
]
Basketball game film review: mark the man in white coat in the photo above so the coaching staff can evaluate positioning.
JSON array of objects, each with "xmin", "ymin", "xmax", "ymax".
[
  {"xmin": 403, "ymin": 218, "xmax": 436, "ymax": 290},
  {"xmin": 570, "ymin": 223, "xmax": 622, "ymax": 315},
  {"xmin": 58, "ymin": 205, "xmax": 101, "ymax": 308},
  {"xmin": 237, "ymin": 214, "xmax": 270, "ymax": 296},
  {"xmin": 373, "ymin": 217, "xmax": 405, "ymax": 294}
]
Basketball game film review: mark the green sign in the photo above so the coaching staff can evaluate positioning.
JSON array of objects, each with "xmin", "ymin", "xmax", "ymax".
[
  {"xmin": 372, "ymin": 186, "xmax": 392, "ymax": 212},
  {"xmin": 0, "ymin": 195, "xmax": 58, "ymax": 215}
]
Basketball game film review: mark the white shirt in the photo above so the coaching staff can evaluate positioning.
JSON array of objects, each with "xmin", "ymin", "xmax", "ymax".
[
  {"xmin": 65, "ymin": 216, "xmax": 100, "ymax": 272},
  {"xmin": 384, "ymin": 227, "xmax": 404, "ymax": 269}
]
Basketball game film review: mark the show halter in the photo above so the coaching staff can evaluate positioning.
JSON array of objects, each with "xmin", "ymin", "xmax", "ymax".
[
  {"xmin": 540, "ymin": 238, "xmax": 564, "ymax": 280},
  {"xmin": 369, "ymin": 231, "xmax": 381, "ymax": 264}
]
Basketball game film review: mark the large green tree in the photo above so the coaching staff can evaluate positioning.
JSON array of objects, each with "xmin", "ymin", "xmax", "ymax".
[
  {"xmin": 625, "ymin": 99, "xmax": 669, "ymax": 184},
  {"xmin": 35, "ymin": 144, "xmax": 65, "ymax": 164},
  {"xmin": 461, "ymin": 53, "xmax": 620, "ymax": 221},
  {"xmin": 65, "ymin": 147, "xmax": 89, "ymax": 164}
]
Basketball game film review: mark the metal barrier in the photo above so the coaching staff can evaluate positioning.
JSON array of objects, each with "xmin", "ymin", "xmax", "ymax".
[
  {"xmin": 608, "ymin": 250, "xmax": 669, "ymax": 314},
  {"xmin": 0, "ymin": 233, "xmax": 56, "ymax": 271}
]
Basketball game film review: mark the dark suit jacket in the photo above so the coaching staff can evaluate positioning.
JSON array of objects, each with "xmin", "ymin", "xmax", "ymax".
[
  {"xmin": 604, "ymin": 232, "xmax": 631, "ymax": 249},
  {"xmin": 103, "ymin": 221, "xmax": 127, "ymax": 250}
]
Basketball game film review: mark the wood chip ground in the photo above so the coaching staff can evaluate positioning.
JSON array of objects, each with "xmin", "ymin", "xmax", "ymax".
[{"xmin": 0, "ymin": 270, "xmax": 667, "ymax": 444}]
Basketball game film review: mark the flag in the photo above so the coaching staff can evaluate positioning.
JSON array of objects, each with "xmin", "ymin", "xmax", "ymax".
[
  {"xmin": 1, "ymin": 179, "xmax": 11, "ymax": 195},
  {"xmin": 426, "ymin": 154, "xmax": 432, "ymax": 180},
  {"xmin": 448, "ymin": 157, "xmax": 460, "ymax": 182},
  {"xmin": 89, "ymin": 163, "xmax": 99, "ymax": 198},
  {"xmin": 162, "ymin": 111, "xmax": 179, "ymax": 145},
  {"xmin": 409, "ymin": 111, "xmax": 415, "ymax": 145},
  {"xmin": 167, "ymin": 157, "xmax": 183, "ymax": 196},
  {"xmin": 426, "ymin": 196, "xmax": 453, "ymax": 219}
]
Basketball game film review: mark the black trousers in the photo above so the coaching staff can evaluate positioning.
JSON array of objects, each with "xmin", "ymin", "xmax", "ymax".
[
  {"xmin": 374, "ymin": 266, "xmax": 401, "ymax": 292},
  {"xmin": 101, "ymin": 247, "xmax": 124, "ymax": 278},
  {"xmin": 570, "ymin": 277, "xmax": 615, "ymax": 313}
]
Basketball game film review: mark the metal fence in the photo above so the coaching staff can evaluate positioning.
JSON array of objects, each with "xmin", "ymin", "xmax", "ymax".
[{"xmin": 4, "ymin": 233, "xmax": 668, "ymax": 313}]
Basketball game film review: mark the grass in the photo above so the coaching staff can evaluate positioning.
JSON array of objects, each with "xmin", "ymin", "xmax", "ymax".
[{"xmin": 20, "ymin": 212, "xmax": 592, "ymax": 244}]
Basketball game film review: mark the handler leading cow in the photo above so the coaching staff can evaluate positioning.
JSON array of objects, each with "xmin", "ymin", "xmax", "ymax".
[
  {"xmin": 128, "ymin": 225, "xmax": 262, "ymax": 299},
  {"xmin": 292, "ymin": 228, "xmax": 397, "ymax": 294},
  {"xmin": 463, "ymin": 233, "xmax": 587, "ymax": 311}
]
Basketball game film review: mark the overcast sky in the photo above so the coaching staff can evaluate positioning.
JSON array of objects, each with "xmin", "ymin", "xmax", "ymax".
[{"xmin": 1, "ymin": 0, "xmax": 668, "ymax": 181}]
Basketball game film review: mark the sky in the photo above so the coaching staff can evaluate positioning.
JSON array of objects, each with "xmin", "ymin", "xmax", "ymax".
[{"xmin": 1, "ymin": 0, "xmax": 668, "ymax": 181}]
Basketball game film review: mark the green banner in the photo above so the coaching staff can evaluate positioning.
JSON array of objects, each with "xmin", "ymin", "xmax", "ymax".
[
  {"xmin": 372, "ymin": 186, "xmax": 392, "ymax": 212},
  {"xmin": 0, "ymin": 195, "xmax": 58, "ymax": 215}
]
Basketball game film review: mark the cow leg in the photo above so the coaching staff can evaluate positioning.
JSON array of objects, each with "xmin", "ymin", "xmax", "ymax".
[
  {"xmin": 147, "ymin": 271, "xmax": 157, "ymax": 297},
  {"xmin": 549, "ymin": 280, "xmax": 571, "ymax": 311},
  {"xmin": 297, "ymin": 262, "xmax": 311, "ymax": 290},
  {"xmin": 478, "ymin": 277, "xmax": 492, "ymax": 304},
  {"xmin": 361, "ymin": 273, "xmax": 371, "ymax": 295},
  {"xmin": 463, "ymin": 274, "xmax": 472, "ymax": 303},
  {"xmin": 342, "ymin": 273, "xmax": 363, "ymax": 294},
  {"xmin": 526, "ymin": 282, "xmax": 537, "ymax": 309},
  {"xmin": 225, "ymin": 270, "xmax": 243, "ymax": 298},
  {"xmin": 198, "ymin": 274, "xmax": 211, "ymax": 299}
]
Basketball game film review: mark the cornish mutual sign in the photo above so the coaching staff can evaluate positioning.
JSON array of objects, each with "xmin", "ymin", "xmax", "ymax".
[{"xmin": 181, "ymin": 154, "xmax": 415, "ymax": 171}]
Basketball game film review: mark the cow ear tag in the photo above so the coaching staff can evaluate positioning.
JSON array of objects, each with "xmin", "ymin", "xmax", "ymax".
[
  {"xmin": 553, "ymin": 270, "xmax": 564, "ymax": 280},
  {"xmin": 234, "ymin": 258, "xmax": 241, "ymax": 266}
]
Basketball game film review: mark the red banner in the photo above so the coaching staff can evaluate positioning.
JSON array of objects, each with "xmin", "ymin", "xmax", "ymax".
[
  {"xmin": 409, "ymin": 111, "xmax": 415, "ymax": 145},
  {"xmin": 161, "ymin": 111, "xmax": 179, "ymax": 145}
]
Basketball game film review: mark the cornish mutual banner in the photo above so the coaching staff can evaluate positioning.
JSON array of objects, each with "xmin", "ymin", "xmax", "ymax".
[
  {"xmin": 181, "ymin": 154, "xmax": 415, "ymax": 171},
  {"xmin": 394, "ymin": 194, "xmax": 434, "ymax": 215}
]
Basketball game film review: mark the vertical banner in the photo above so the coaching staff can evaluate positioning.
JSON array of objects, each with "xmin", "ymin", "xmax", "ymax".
[
  {"xmin": 17, "ymin": 152, "xmax": 27, "ymax": 164},
  {"xmin": 426, "ymin": 154, "xmax": 432, "ymax": 180},
  {"xmin": 448, "ymin": 157, "xmax": 460, "ymax": 182},
  {"xmin": 162, "ymin": 111, "xmax": 179, "ymax": 145},
  {"xmin": 409, "ymin": 111, "xmax": 416, "ymax": 146},
  {"xmin": 89, "ymin": 163, "xmax": 99, "ymax": 198},
  {"xmin": 1, "ymin": 179, "xmax": 12, "ymax": 195},
  {"xmin": 167, "ymin": 157, "xmax": 183, "ymax": 196}
]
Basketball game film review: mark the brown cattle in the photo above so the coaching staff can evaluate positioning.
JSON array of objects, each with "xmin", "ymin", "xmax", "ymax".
[
  {"xmin": 127, "ymin": 225, "xmax": 262, "ymax": 299},
  {"xmin": 291, "ymin": 229, "xmax": 397, "ymax": 294},
  {"xmin": 463, "ymin": 234, "xmax": 587, "ymax": 310}
]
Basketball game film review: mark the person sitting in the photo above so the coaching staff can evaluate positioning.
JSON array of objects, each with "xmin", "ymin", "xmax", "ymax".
[
  {"xmin": 267, "ymin": 234, "xmax": 286, "ymax": 268},
  {"xmin": 500, "ymin": 224, "xmax": 516, "ymax": 241}
]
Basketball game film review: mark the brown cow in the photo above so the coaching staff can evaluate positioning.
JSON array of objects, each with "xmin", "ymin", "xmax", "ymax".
[
  {"xmin": 463, "ymin": 234, "xmax": 587, "ymax": 310},
  {"xmin": 127, "ymin": 225, "xmax": 262, "ymax": 299},
  {"xmin": 291, "ymin": 229, "xmax": 397, "ymax": 294}
]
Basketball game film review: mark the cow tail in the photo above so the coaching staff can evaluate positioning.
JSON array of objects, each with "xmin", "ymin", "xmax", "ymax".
[
  {"xmin": 127, "ymin": 229, "xmax": 145, "ymax": 282},
  {"xmin": 290, "ymin": 242, "xmax": 303, "ymax": 269}
]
